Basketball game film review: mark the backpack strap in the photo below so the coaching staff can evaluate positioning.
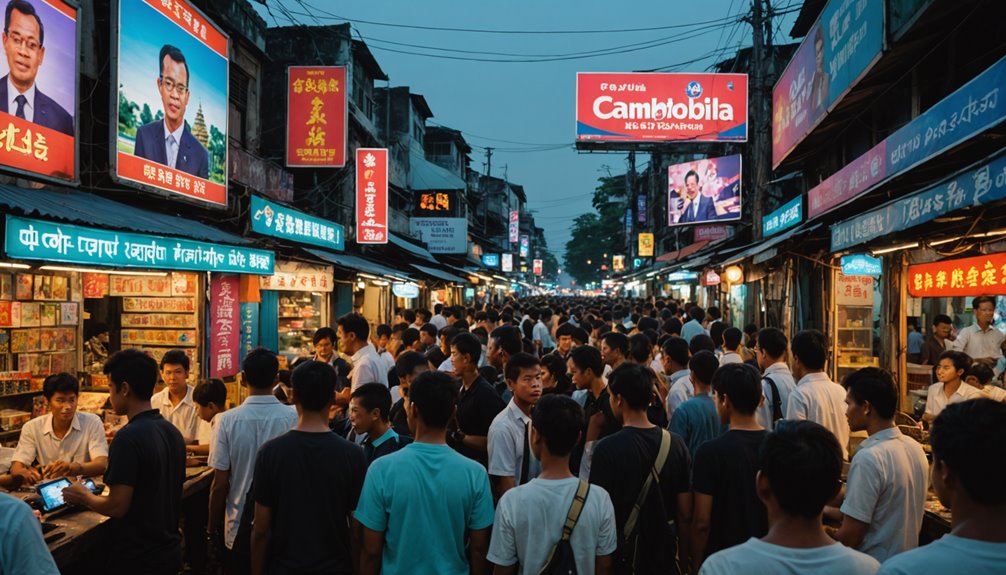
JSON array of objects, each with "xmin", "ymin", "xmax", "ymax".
[
  {"xmin": 623, "ymin": 429, "xmax": 671, "ymax": 540},
  {"xmin": 763, "ymin": 375, "xmax": 784, "ymax": 423},
  {"xmin": 561, "ymin": 480, "xmax": 591, "ymax": 541}
]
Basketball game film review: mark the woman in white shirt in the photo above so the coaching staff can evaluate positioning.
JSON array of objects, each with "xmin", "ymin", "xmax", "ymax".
[{"xmin": 924, "ymin": 351, "xmax": 983, "ymax": 423}]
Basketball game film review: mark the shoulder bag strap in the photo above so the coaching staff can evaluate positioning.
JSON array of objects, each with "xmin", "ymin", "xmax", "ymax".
[
  {"xmin": 623, "ymin": 429, "xmax": 672, "ymax": 540},
  {"xmin": 763, "ymin": 375, "xmax": 783, "ymax": 422},
  {"xmin": 562, "ymin": 480, "xmax": 591, "ymax": 540}
]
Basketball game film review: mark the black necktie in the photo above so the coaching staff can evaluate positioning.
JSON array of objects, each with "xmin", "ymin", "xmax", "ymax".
[
  {"xmin": 519, "ymin": 421, "xmax": 530, "ymax": 485},
  {"xmin": 14, "ymin": 95, "xmax": 26, "ymax": 120}
]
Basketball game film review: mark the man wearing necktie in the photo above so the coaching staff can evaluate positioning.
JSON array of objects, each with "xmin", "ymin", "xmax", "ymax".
[
  {"xmin": 0, "ymin": 0, "xmax": 73, "ymax": 135},
  {"xmin": 133, "ymin": 44, "xmax": 210, "ymax": 179}
]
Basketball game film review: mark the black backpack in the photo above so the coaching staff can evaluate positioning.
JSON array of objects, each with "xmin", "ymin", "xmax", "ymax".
[{"xmin": 538, "ymin": 480, "xmax": 591, "ymax": 575}]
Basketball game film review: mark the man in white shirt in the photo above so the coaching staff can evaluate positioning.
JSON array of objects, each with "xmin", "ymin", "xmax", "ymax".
[
  {"xmin": 429, "ymin": 304, "xmax": 448, "ymax": 330},
  {"xmin": 208, "ymin": 348, "xmax": 297, "ymax": 568},
  {"xmin": 533, "ymin": 307, "xmax": 556, "ymax": 355},
  {"xmin": 488, "ymin": 353, "xmax": 543, "ymax": 500},
  {"xmin": 719, "ymin": 327, "xmax": 744, "ymax": 365},
  {"xmin": 11, "ymin": 373, "xmax": 108, "ymax": 484},
  {"xmin": 151, "ymin": 349, "xmax": 210, "ymax": 444},
  {"xmin": 876, "ymin": 399, "xmax": 1006, "ymax": 575},
  {"xmin": 950, "ymin": 296, "xmax": 1004, "ymax": 369},
  {"xmin": 489, "ymin": 394, "xmax": 617, "ymax": 575},
  {"xmin": 786, "ymin": 330, "xmax": 851, "ymax": 460},
  {"xmin": 924, "ymin": 351, "xmax": 984, "ymax": 422},
  {"xmin": 755, "ymin": 328, "xmax": 797, "ymax": 430},
  {"xmin": 699, "ymin": 420, "xmax": 879, "ymax": 575},
  {"xmin": 828, "ymin": 368, "xmax": 929, "ymax": 562},
  {"xmin": 661, "ymin": 336, "xmax": 693, "ymax": 418},
  {"xmin": 340, "ymin": 313, "xmax": 389, "ymax": 392},
  {"xmin": 681, "ymin": 306, "xmax": 707, "ymax": 343}
]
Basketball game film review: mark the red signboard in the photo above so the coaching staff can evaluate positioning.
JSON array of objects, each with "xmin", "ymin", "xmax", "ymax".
[
  {"xmin": 533, "ymin": 259, "xmax": 543, "ymax": 276},
  {"xmin": 808, "ymin": 141, "xmax": 887, "ymax": 219},
  {"xmin": 356, "ymin": 148, "xmax": 388, "ymax": 244},
  {"xmin": 209, "ymin": 274, "xmax": 239, "ymax": 378},
  {"xmin": 701, "ymin": 269, "xmax": 721, "ymax": 286},
  {"xmin": 576, "ymin": 73, "xmax": 748, "ymax": 142},
  {"xmin": 908, "ymin": 252, "xmax": 1006, "ymax": 298},
  {"xmin": 286, "ymin": 67, "xmax": 347, "ymax": 167}
]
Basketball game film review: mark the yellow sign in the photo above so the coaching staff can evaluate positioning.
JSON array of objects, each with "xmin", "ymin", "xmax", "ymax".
[
  {"xmin": 613, "ymin": 255, "xmax": 625, "ymax": 271},
  {"xmin": 638, "ymin": 233, "xmax": 654, "ymax": 257}
]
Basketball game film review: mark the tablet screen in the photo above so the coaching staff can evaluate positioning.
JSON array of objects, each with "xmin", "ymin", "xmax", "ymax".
[{"xmin": 36, "ymin": 478, "xmax": 72, "ymax": 513}]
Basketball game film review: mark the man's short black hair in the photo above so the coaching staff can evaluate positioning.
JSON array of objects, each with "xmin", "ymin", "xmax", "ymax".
[
  {"xmin": 791, "ymin": 329, "xmax": 827, "ymax": 370},
  {"xmin": 706, "ymin": 307, "xmax": 721, "ymax": 320},
  {"xmin": 158, "ymin": 44, "xmax": 190, "ymax": 85},
  {"xmin": 409, "ymin": 370, "xmax": 458, "ymax": 429},
  {"xmin": 709, "ymin": 322, "xmax": 726, "ymax": 348},
  {"xmin": 242, "ymin": 347, "xmax": 279, "ymax": 390},
  {"xmin": 688, "ymin": 350, "xmax": 719, "ymax": 385},
  {"xmin": 972, "ymin": 295, "xmax": 995, "ymax": 309},
  {"xmin": 931, "ymin": 399, "xmax": 1006, "ymax": 505},
  {"xmin": 160, "ymin": 349, "xmax": 190, "ymax": 371},
  {"xmin": 416, "ymin": 308, "xmax": 431, "ymax": 321},
  {"xmin": 572, "ymin": 326, "xmax": 590, "ymax": 346},
  {"xmin": 723, "ymin": 327, "xmax": 743, "ymax": 350},
  {"xmin": 352, "ymin": 382, "xmax": 392, "ymax": 421},
  {"xmin": 662, "ymin": 336, "xmax": 690, "ymax": 367},
  {"xmin": 663, "ymin": 318, "xmax": 683, "ymax": 335},
  {"xmin": 291, "ymin": 360, "xmax": 337, "ymax": 412},
  {"xmin": 337, "ymin": 313, "xmax": 370, "ymax": 341},
  {"xmin": 712, "ymin": 363, "xmax": 762, "ymax": 415},
  {"xmin": 637, "ymin": 316, "xmax": 660, "ymax": 332},
  {"xmin": 193, "ymin": 378, "xmax": 227, "ymax": 408},
  {"xmin": 608, "ymin": 363, "xmax": 653, "ymax": 411},
  {"xmin": 842, "ymin": 367, "xmax": 898, "ymax": 420},
  {"xmin": 965, "ymin": 363, "xmax": 995, "ymax": 386},
  {"xmin": 42, "ymin": 373, "xmax": 78, "ymax": 400},
  {"xmin": 684, "ymin": 169, "xmax": 699, "ymax": 184},
  {"xmin": 104, "ymin": 349, "xmax": 159, "ymax": 400},
  {"xmin": 568, "ymin": 345, "xmax": 603, "ymax": 378},
  {"xmin": 601, "ymin": 332, "xmax": 629, "ymax": 356},
  {"xmin": 555, "ymin": 322, "xmax": 576, "ymax": 338},
  {"xmin": 395, "ymin": 351, "xmax": 428, "ymax": 379},
  {"xmin": 689, "ymin": 334, "xmax": 716, "ymax": 355},
  {"xmin": 376, "ymin": 324, "xmax": 392, "ymax": 338},
  {"xmin": 932, "ymin": 314, "xmax": 952, "ymax": 326},
  {"xmin": 626, "ymin": 333, "xmax": 652, "ymax": 364},
  {"xmin": 419, "ymin": 323, "xmax": 438, "ymax": 338},
  {"xmin": 5, "ymin": 0, "xmax": 43, "ymax": 47},
  {"xmin": 313, "ymin": 327, "xmax": 336, "ymax": 345},
  {"xmin": 451, "ymin": 332, "xmax": 481, "ymax": 365},
  {"xmin": 939, "ymin": 350, "xmax": 972, "ymax": 373},
  {"xmin": 532, "ymin": 395, "xmax": 584, "ymax": 457},
  {"xmin": 505, "ymin": 352, "xmax": 540, "ymax": 383},
  {"xmin": 757, "ymin": 327, "xmax": 788, "ymax": 359},
  {"xmin": 401, "ymin": 309, "xmax": 416, "ymax": 324},
  {"xmin": 688, "ymin": 306, "xmax": 705, "ymax": 322},
  {"xmin": 401, "ymin": 328, "xmax": 421, "ymax": 349},
  {"xmin": 760, "ymin": 420, "xmax": 843, "ymax": 518},
  {"xmin": 490, "ymin": 325, "xmax": 523, "ymax": 356}
]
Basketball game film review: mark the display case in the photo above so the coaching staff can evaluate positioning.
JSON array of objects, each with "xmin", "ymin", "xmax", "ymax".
[
  {"xmin": 278, "ymin": 292, "xmax": 324, "ymax": 363},
  {"xmin": 834, "ymin": 272, "xmax": 880, "ymax": 383}
]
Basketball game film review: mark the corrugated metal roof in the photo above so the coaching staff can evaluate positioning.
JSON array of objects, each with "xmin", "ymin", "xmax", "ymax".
[
  {"xmin": 0, "ymin": 184, "xmax": 248, "ymax": 245},
  {"xmin": 389, "ymin": 233, "xmax": 438, "ymax": 263},
  {"xmin": 305, "ymin": 248, "xmax": 413, "ymax": 281}
]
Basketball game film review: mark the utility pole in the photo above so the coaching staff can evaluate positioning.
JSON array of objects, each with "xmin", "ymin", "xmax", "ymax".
[
  {"xmin": 749, "ymin": 0, "xmax": 772, "ymax": 240},
  {"xmin": 626, "ymin": 151, "xmax": 636, "ymax": 259}
]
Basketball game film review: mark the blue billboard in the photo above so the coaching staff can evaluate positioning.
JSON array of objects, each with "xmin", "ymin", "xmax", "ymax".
[
  {"xmin": 763, "ymin": 196, "xmax": 802, "ymax": 237},
  {"xmin": 482, "ymin": 253, "xmax": 500, "ymax": 267}
]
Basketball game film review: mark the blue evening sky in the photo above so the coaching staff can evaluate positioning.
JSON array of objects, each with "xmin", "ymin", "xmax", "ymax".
[{"xmin": 259, "ymin": 0, "xmax": 801, "ymax": 265}]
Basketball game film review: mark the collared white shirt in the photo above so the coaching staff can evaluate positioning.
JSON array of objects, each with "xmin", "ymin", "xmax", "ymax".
[
  {"xmin": 719, "ymin": 351, "xmax": 743, "ymax": 365},
  {"xmin": 7, "ymin": 76, "xmax": 35, "ymax": 122},
  {"xmin": 163, "ymin": 120, "xmax": 185, "ymax": 169},
  {"xmin": 982, "ymin": 384, "xmax": 1006, "ymax": 402},
  {"xmin": 197, "ymin": 412, "xmax": 220, "ymax": 447},
  {"xmin": 349, "ymin": 343, "xmax": 389, "ymax": 390},
  {"xmin": 841, "ymin": 426, "xmax": 929, "ymax": 562},
  {"xmin": 430, "ymin": 314, "xmax": 448, "ymax": 330},
  {"xmin": 208, "ymin": 395, "xmax": 298, "ymax": 549},
  {"xmin": 666, "ymin": 369, "xmax": 694, "ymax": 419},
  {"xmin": 950, "ymin": 323, "xmax": 1005, "ymax": 361},
  {"xmin": 756, "ymin": 362, "xmax": 797, "ymax": 430},
  {"xmin": 12, "ymin": 412, "xmax": 108, "ymax": 468},
  {"xmin": 487, "ymin": 399, "xmax": 539, "ymax": 484},
  {"xmin": 681, "ymin": 319, "xmax": 705, "ymax": 343},
  {"xmin": 924, "ymin": 381, "xmax": 983, "ymax": 418},
  {"xmin": 151, "ymin": 385, "xmax": 210, "ymax": 442},
  {"xmin": 786, "ymin": 372, "xmax": 851, "ymax": 459},
  {"xmin": 533, "ymin": 320, "xmax": 554, "ymax": 349}
]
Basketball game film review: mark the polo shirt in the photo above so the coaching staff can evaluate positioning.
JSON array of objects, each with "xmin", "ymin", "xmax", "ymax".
[
  {"xmin": 681, "ymin": 319, "xmax": 706, "ymax": 342},
  {"xmin": 924, "ymin": 381, "xmax": 983, "ymax": 418},
  {"xmin": 907, "ymin": 330, "xmax": 924, "ymax": 355},
  {"xmin": 786, "ymin": 372, "xmax": 851, "ymax": 460},
  {"xmin": 487, "ymin": 400, "xmax": 540, "ymax": 484},
  {"xmin": 363, "ymin": 427, "xmax": 411, "ymax": 464},
  {"xmin": 12, "ymin": 411, "xmax": 108, "ymax": 467},
  {"xmin": 151, "ymin": 385, "xmax": 211, "ymax": 442},
  {"xmin": 666, "ymin": 370, "xmax": 694, "ymax": 419},
  {"xmin": 354, "ymin": 442, "xmax": 495, "ymax": 575},
  {"xmin": 349, "ymin": 343, "xmax": 389, "ymax": 390},
  {"xmin": 667, "ymin": 393, "xmax": 726, "ymax": 458},
  {"xmin": 208, "ymin": 395, "xmax": 298, "ymax": 549},
  {"xmin": 875, "ymin": 534, "xmax": 1006, "ymax": 575},
  {"xmin": 950, "ymin": 323, "xmax": 1005, "ymax": 362},
  {"xmin": 0, "ymin": 492, "xmax": 60, "ymax": 574},
  {"xmin": 455, "ymin": 376, "xmax": 506, "ymax": 465},
  {"xmin": 840, "ymin": 427, "xmax": 929, "ymax": 561},
  {"xmin": 719, "ymin": 351, "xmax": 743, "ymax": 365},
  {"xmin": 756, "ymin": 362, "xmax": 797, "ymax": 431}
]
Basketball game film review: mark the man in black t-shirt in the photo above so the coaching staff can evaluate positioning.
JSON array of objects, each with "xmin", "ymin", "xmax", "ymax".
[
  {"xmin": 568, "ymin": 345, "xmax": 620, "ymax": 476},
  {"xmin": 251, "ymin": 360, "xmax": 366, "ymax": 575},
  {"xmin": 590, "ymin": 363, "xmax": 691, "ymax": 575},
  {"xmin": 390, "ymin": 351, "xmax": 429, "ymax": 436},
  {"xmin": 691, "ymin": 362, "xmax": 769, "ymax": 573},
  {"xmin": 62, "ymin": 349, "xmax": 186, "ymax": 575},
  {"xmin": 448, "ymin": 333, "xmax": 505, "ymax": 466}
]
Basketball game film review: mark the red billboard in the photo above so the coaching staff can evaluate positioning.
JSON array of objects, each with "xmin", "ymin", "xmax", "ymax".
[
  {"xmin": 576, "ymin": 73, "xmax": 747, "ymax": 142},
  {"xmin": 286, "ymin": 66, "xmax": 347, "ymax": 167},
  {"xmin": 356, "ymin": 148, "xmax": 388, "ymax": 244},
  {"xmin": 533, "ymin": 259, "xmax": 543, "ymax": 276},
  {"xmin": 908, "ymin": 253, "xmax": 1006, "ymax": 298}
]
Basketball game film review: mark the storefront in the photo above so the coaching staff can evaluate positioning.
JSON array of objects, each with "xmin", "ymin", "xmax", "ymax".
[
  {"xmin": 832, "ymin": 255, "xmax": 883, "ymax": 384},
  {"xmin": 258, "ymin": 260, "xmax": 334, "ymax": 364}
]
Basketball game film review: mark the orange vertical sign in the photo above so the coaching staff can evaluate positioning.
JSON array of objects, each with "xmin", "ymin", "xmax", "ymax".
[
  {"xmin": 286, "ymin": 67, "xmax": 347, "ymax": 167},
  {"xmin": 356, "ymin": 148, "xmax": 388, "ymax": 244}
]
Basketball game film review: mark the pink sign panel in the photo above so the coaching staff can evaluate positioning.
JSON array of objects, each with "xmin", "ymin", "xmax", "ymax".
[
  {"xmin": 356, "ymin": 148, "xmax": 389, "ymax": 244},
  {"xmin": 807, "ymin": 141, "xmax": 887, "ymax": 219},
  {"xmin": 209, "ymin": 274, "xmax": 240, "ymax": 378}
]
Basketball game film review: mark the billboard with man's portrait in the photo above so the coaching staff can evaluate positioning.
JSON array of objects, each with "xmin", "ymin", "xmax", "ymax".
[
  {"xmin": 113, "ymin": 0, "xmax": 228, "ymax": 207},
  {"xmin": 667, "ymin": 154, "xmax": 742, "ymax": 227},
  {"xmin": 0, "ymin": 0, "xmax": 77, "ymax": 182}
]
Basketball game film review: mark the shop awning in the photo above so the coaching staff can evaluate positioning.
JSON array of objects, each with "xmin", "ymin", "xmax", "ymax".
[
  {"xmin": 409, "ymin": 263, "xmax": 467, "ymax": 284},
  {"xmin": 0, "ymin": 183, "xmax": 249, "ymax": 245},
  {"xmin": 657, "ymin": 240, "xmax": 710, "ymax": 262},
  {"xmin": 305, "ymin": 249, "xmax": 412, "ymax": 282},
  {"xmin": 389, "ymin": 233, "xmax": 438, "ymax": 263}
]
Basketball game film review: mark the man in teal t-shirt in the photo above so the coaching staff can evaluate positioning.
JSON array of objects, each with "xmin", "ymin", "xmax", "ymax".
[
  {"xmin": 355, "ymin": 371, "xmax": 495, "ymax": 575},
  {"xmin": 669, "ymin": 351, "xmax": 727, "ymax": 457}
]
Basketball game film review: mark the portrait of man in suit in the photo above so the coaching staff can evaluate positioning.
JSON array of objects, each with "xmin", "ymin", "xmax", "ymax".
[
  {"xmin": 0, "ymin": 0, "xmax": 73, "ymax": 136},
  {"xmin": 678, "ymin": 170, "xmax": 716, "ymax": 224},
  {"xmin": 133, "ymin": 44, "xmax": 209, "ymax": 179}
]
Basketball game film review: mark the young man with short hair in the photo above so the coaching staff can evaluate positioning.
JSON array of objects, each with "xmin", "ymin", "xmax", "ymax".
[
  {"xmin": 189, "ymin": 378, "xmax": 227, "ymax": 457},
  {"xmin": 681, "ymin": 306, "xmax": 707, "ymax": 343},
  {"xmin": 590, "ymin": 363, "xmax": 692, "ymax": 574},
  {"xmin": 356, "ymin": 371, "xmax": 495, "ymax": 575},
  {"xmin": 568, "ymin": 345, "xmax": 620, "ymax": 478},
  {"xmin": 208, "ymin": 348, "xmax": 298, "ymax": 568},
  {"xmin": 755, "ymin": 327, "xmax": 797, "ymax": 431},
  {"xmin": 950, "ymin": 295, "xmax": 1004, "ymax": 369},
  {"xmin": 418, "ymin": 322, "xmax": 438, "ymax": 351},
  {"xmin": 11, "ymin": 373, "xmax": 108, "ymax": 484},
  {"xmin": 719, "ymin": 327, "xmax": 744, "ymax": 365},
  {"xmin": 312, "ymin": 327, "xmax": 338, "ymax": 364},
  {"xmin": 489, "ymin": 395, "xmax": 617, "ymax": 575},
  {"xmin": 920, "ymin": 314, "xmax": 952, "ymax": 367},
  {"xmin": 62, "ymin": 349, "xmax": 187, "ymax": 575},
  {"xmin": 786, "ymin": 330, "xmax": 851, "ymax": 460},
  {"xmin": 599, "ymin": 332, "xmax": 629, "ymax": 372},
  {"xmin": 827, "ymin": 368, "xmax": 929, "ymax": 562},
  {"xmin": 876, "ymin": 399, "xmax": 1006, "ymax": 575},
  {"xmin": 698, "ymin": 421, "xmax": 880, "ymax": 575},
  {"xmin": 488, "ymin": 352, "xmax": 544, "ymax": 499},
  {"xmin": 662, "ymin": 336, "xmax": 693, "ymax": 418},
  {"xmin": 533, "ymin": 307, "xmax": 556, "ymax": 356},
  {"xmin": 554, "ymin": 322, "xmax": 576, "ymax": 359},
  {"xmin": 350, "ymin": 383, "xmax": 412, "ymax": 464},
  {"xmin": 450, "ymin": 332, "xmax": 506, "ymax": 466},
  {"xmin": 151, "ymin": 349, "xmax": 209, "ymax": 444},
  {"xmin": 338, "ymin": 313, "xmax": 388, "ymax": 391},
  {"xmin": 691, "ymin": 363, "xmax": 769, "ymax": 572},
  {"xmin": 669, "ymin": 351, "xmax": 726, "ymax": 458},
  {"xmin": 373, "ymin": 323, "xmax": 396, "ymax": 373},
  {"xmin": 389, "ymin": 351, "xmax": 429, "ymax": 436},
  {"xmin": 400, "ymin": 327, "xmax": 424, "ymax": 354},
  {"xmin": 251, "ymin": 361, "xmax": 366, "ymax": 575}
]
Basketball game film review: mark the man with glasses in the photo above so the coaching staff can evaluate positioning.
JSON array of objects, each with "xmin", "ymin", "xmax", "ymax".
[
  {"xmin": 951, "ymin": 296, "xmax": 1004, "ymax": 371},
  {"xmin": 133, "ymin": 43, "xmax": 210, "ymax": 178}
]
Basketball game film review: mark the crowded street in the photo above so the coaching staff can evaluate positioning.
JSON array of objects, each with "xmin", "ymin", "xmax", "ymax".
[{"xmin": 1, "ymin": 0, "xmax": 1005, "ymax": 574}]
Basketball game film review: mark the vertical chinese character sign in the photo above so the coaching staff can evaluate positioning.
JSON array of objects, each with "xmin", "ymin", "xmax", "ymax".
[
  {"xmin": 533, "ymin": 259, "xmax": 543, "ymax": 276},
  {"xmin": 509, "ymin": 211, "xmax": 519, "ymax": 244},
  {"xmin": 210, "ymin": 274, "xmax": 240, "ymax": 378},
  {"xmin": 356, "ymin": 148, "xmax": 388, "ymax": 244},
  {"xmin": 286, "ymin": 67, "xmax": 347, "ymax": 167},
  {"xmin": 501, "ymin": 253, "xmax": 513, "ymax": 272}
]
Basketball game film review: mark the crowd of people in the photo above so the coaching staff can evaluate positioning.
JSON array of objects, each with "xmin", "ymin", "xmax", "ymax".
[{"xmin": 1, "ymin": 297, "xmax": 1005, "ymax": 574}]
